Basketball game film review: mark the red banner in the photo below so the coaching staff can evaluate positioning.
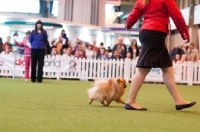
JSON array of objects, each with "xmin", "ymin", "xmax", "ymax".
[{"xmin": 106, "ymin": 0, "xmax": 121, "ymax": 6}]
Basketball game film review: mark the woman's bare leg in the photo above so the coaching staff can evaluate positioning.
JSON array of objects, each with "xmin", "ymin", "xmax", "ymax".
[
  {"xmin": 126, "ymin": 68, "xmax": 151, "ymax": 108},
  {"xmin": 162, "ymin": 67, "xmax": 190, "ymax": 105}
]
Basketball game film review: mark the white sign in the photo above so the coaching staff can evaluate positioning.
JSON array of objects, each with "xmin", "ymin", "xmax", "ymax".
[
  {"xmin": 0, "ymin": 56, "xmax": 15, "ymax": 69},
  {"xmin": 145, "ymin": 68, "xmax": 181, "ymax": 82},
  {"xmin": 0, "ymin": 55, "xmax": 78, "ymax": 77},
  {"xmin": 145, "ymin": 68, "xmax": 163, "ymax": 82},
  {"xmin": 106, "ymin": 0, "xmax": 121, "ymax": 6}
]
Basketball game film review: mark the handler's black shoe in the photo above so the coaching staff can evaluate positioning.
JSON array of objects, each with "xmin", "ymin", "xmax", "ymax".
[
  {"xmin": 176, "ymin": 102, "xmax": 196, "ymax": 110},
  {"xmin": 125, "ymin": 103, "xmax": 147, "ymax": 111}
]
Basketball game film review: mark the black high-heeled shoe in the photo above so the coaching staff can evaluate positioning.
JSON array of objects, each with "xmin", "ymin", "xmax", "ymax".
[
  {"xmin": 125, "ymin": 103, "xmax": 147, "ymax": 111},
  {"xmin": 176, "ymin": 102, "xmax": 196, "ymax": 110}
]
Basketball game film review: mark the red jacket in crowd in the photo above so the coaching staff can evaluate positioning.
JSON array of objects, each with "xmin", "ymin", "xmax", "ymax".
[{"xmin": 126, "ymin": 0, "xmax": 190, "ymax": 40}]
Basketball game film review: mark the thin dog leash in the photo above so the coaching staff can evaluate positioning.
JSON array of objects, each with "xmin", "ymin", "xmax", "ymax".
[{"xmin": 128, "ymin": 30, "xmax": 131, "ymax": 46}]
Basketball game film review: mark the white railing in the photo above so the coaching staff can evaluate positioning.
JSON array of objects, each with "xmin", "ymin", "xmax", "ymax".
[{"xmin": 0, "ymin": 55, "xmax": 200, "ymax": 85}]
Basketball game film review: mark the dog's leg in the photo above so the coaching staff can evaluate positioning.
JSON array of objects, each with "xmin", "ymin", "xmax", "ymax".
[
  {"xmin": 105, "ymin": 100, "xmax": 112, "ymax": 106},
  {"xmin": 116, "ymin": 98, "xmax": 125, "ymax": 104},
  {"xmin": 89, "ymin": 98, "xmax": 94, "ymax": 105},
  {"xmin": 100, "ymin": 101, "xmax": 107, "ymax": 106}
]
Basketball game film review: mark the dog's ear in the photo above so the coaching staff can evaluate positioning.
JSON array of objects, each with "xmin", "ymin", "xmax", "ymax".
[{"xmin": 117, "ymin": 79, "xmax": 121, "ymax": 84}]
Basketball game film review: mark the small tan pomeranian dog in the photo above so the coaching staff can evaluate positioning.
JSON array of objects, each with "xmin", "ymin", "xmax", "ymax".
[{"xmin": 87, "ymin": 77, "xmax": 127, "ymax": 106}]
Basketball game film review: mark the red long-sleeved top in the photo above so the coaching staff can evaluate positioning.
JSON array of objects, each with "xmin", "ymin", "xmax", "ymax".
[{"xmin": 126, "ymin": 0, "xmax": 189, "ymax": 40}]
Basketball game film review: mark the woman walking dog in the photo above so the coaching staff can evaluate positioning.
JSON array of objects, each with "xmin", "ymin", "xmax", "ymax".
[{"xmin": 125, "ymin": 0, "xmax": 196, "ymax": 111}]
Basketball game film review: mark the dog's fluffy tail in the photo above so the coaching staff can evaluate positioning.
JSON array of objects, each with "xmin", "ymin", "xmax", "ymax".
[
  {"xmin": 87, "ymin": 79, "xmax": 110, "ymax": 99},
  {"xmin": 87, "ymin": 87, "xmax": 98, "ymax": 99},
  {"xmin": 93, "ymin": 79, "xmax": 108, "ymax": 86}
]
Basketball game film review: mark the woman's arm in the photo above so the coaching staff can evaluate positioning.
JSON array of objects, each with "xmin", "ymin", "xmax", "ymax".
[
  {"xmin": 14, "ymin": 38, "xmax": 26, "ymax": 47},
  {"xmin": 29, "ymin": 31, "xmax": 34, "ymax": 44},
  {"xmin": 15, "ymin": 41, "xmax": 24, "ymax": 47},
  {"xmin": 126, "ymin": 1, "xmax": 143, "ymax": 29},
  {"xmin": 53, "ymin": 39, "xmax": 59, "ymax": 46},
  {"xmin": 62, "ymin": 38, "xmax": 66, "ymax": 45},
  {"xmin": 44, "ymin": 30, "xmax": 48, "ymax": 46},
  {"xmin": 164, "ymin": 0, "xmax": 189, "ymax": 40}
]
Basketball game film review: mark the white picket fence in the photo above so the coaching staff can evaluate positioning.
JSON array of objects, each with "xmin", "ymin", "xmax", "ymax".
[{"xmin": 0, "ymin": 55, "xmax": 200, "ymax": 85}]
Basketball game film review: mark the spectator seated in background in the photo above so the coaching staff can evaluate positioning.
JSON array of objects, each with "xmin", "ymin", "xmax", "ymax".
[
  {"xmin": 187, "ymin": 54, "xmax": 192, "ymax": 61},
  {"xmin": 85, "ymin": 44, "xmax": 95, "ymax": 59},
  {"xmin": 72, "ymin": 40, "xmax": 84, "ymax": 55},
  {"xmin": 170, "ymin": 44, "xmax": 185, "ymax": 60},
  {"xmin": 3, "ymin": 36, "xmax": 12, "ymax": 52},
  {"xmin": 190, "ymin": 53, "xmax": 197, "ymax": 62},
  {"xmin": 74, "ymin": 51, "xmax": 79, "ymax": 58},
  {"xmin": 96, "ymin": 42, "xmax": 105, "ymax": 57},
  {"xmin": 112, "ymin": 50, "xmax": 122, "ymax": 60},
  {"xmin": 62, "ymin": 47, "xmax": 74, "ymax": 59},
  {"xmin": 75, "ymin": 48, "xmax": 87, "ymax": 59},
  {"xmin": 112, "ymin": 37, "xmax": 127, "ymax": 59},
  {"xmin": 172, "ymin": 54, "xmax": 181, "ymax": 63},
  {"xmin": 97, "ymin": 48, "xmax": 106, "ymax": 59},
  {"xmin": 180, "ymin": 54, "xmax": 187, "ymax": 63},
  {"xmin": 101, "ymin": 50, "xmax": 110, "ymax": 60},
  {"xmin": 187, "ymin": 42, "xmax": 199, "ymax": 56},
  {"xmin": 1, "ymin": 46, "xmax": 13, "ymax": 56},
  {"xmin": 49, "ymin": 48, "xmax": 57, "ymax": 59},
  {"xmin": 107, "ymin": 47, "xmax": 112, "ymax": 53},
  {"xmin": 53, "ymin": 35, "xmax": 66, "ymax": 55},
  {"xmin": 126, "ymin": 52, "xmax": 132, "ymax": 59}
]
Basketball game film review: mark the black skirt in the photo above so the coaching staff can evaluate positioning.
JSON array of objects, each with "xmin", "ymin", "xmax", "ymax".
[{"xmin": 136, "ymin": 29, "xmax": 172, "ymax": 68}]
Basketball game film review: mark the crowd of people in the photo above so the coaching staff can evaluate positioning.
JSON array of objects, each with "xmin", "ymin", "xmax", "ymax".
[
  {"xmin": 0, "ymin": 27, "xmax": 200, "ymax": 83},
  {"xmin": 170, "ymin": 42, "xmax": 200, "ymax": 63},
  {"xmin": 0, "ymin": 30, "xmax": 142, "ymax": 60},
  {"xmin": 0, "ymin": 29, "xmax": 200, "ymax": 63},
  {"xmin": 47, "ymin": 32, "xmax": 142, "ymax": 60}
]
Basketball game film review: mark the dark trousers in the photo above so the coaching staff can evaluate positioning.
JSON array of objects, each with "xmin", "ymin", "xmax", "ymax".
[{"xmin": 31, "ymin": 49, "xmax": 45, "ymax": 82}]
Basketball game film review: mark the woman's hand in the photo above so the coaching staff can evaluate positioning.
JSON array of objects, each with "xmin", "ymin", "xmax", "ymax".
[{"xmin": 185, "ymin": 38, "xmax": 190, "ymax": 43}]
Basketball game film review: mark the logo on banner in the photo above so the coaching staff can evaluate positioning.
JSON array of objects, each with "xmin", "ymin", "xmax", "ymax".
[
  {"xmin": 44, "ymin": 60, "xmax": 61, "ymax": 67},
  {"xmin": 150, "ymin": 68, "xmax": 161, "ymax": 74},
  {"xmin": 15, "ymin": 59, "xmax": 25, "ymax": 66},
  {"xmin": 69, "ymin": 60, "xmax": 77, "ymax": 72},
  {"xmin": 0, "ymin": 57, "xmax": 4, "ymax": 66}
]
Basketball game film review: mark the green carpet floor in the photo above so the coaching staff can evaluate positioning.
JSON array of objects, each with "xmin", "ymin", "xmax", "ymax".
[{"xmin": 0, "ymin": 78, "xmax": 199, "ymax": 132}]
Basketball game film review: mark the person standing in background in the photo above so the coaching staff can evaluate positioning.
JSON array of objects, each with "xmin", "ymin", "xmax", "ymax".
[
  {"xmin": 107, "ymin": 47, "xmax": 112, "ymax": 53},
  {"xmin": 85, "ymin": 44, "xmax": 95, "ymax": 59},
  {"xmin": 45, "ymin": 35, "xmax": 51, "ymax": 55},
  {"xmin": 0, "ymin": 37, "xmax": 3, "ymax": 53},
  {"xmin": 186, "ymin": 43, "xmax": 199, "ymax": 60},
  {"xmin": 128, "ymin": 39, "xmax": 140, "ymax": 59},
  {"xmin": 30, "ymin": 20, "xmax": 48, "ymax": 83},
  {"xmin": 53, "ymin": 34, "xmax": 66, "ymax": 55},
  {"xmin": 61, "ymin": 29, "xmax": 69, "ymax": 49},
  {"xmin": 112, "ymin": 38, "xmax": 127, "ymax": 58},
  {"xmin": 14, "ymin": 31, "xmax": 31, "ymax": 81},
  {"xmin": 3, "ymin": 36, "xmax": 12, "ymax": 52},
  {"xmin": 0, "ymin": 47, "xmax": 13, "ymax": 56},
  {"xmin": 92, "ymin": 40, "xmax": 99, "ymax": 56}
]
